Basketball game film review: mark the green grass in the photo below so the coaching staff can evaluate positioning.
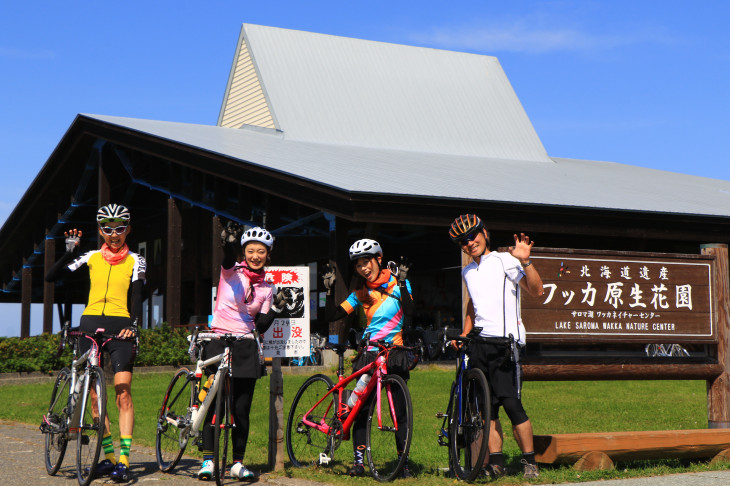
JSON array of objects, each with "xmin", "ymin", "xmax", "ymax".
[{"xmin": 3, "ymin": 365, "xmax": 728, "ymax": 484}]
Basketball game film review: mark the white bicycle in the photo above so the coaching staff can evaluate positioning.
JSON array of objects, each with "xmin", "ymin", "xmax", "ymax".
[{"xmin": 155, "ymin": 328, "xmax": 252, "ymax": 485}]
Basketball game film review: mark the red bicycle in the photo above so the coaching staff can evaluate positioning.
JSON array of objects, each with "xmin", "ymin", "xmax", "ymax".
[{"xmin": 286, "ymin": 338, "xmax": 413, "ymax": 482}]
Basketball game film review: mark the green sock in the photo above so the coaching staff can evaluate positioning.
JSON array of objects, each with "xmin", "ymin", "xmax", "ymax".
[
  {"xmin": 119, "ymin": 435, "xmax": 132, "ymax": 466},
  {"xmin": 102, "ymin": 433, "xmax": 117, "ymax": 464}
]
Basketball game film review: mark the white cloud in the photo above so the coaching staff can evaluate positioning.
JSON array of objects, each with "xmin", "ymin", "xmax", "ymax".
[{"xmin": 410, "ymin": 18, "xmax": 678, "ymax": 54}]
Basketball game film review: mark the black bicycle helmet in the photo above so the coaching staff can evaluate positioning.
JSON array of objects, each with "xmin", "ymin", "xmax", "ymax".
[{"xmin": 449, "ymin": 214, "xmax": 484, "ymax": 242}]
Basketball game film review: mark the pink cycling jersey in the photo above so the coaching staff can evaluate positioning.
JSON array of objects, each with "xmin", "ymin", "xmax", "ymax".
[{"xmin": 210, "ymin": 265, "xmax": 273, "ymax": 335}]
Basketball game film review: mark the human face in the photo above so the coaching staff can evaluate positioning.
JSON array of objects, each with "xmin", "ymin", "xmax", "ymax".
[
  {"xmin": 98, "ymin": 221, "xmax": 129, "ymax": 251},
  {"xmin": 460, "ymin": 229, "xmax": 489, "ymax": 259},
  {"xmin": 244, "ymin": 242, "xmax": 269, "ymax": 271},
  {"xmin": 354, "ymin": 255, "xmax": 382, "ymax": 282}
]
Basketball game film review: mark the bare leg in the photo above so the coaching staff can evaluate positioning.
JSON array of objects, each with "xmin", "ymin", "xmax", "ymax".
[
  {"xmin": 488, "ymin": 419, "xmax": 503, "ymax": 453},
  {"xmin": 512, "ymin": 419, "xmax": 534, "ymax": 453},
  {"xmin": 114, "ymin": 372, "xmax": 134, "ymax": 436}
]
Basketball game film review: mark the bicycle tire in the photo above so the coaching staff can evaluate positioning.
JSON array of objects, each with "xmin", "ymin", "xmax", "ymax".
[
  {"xmin": 366, "ymin": 374, "xmax": 413, "ymax": 482},
  {"xmin": 76, "ymin": 366, "xmax": 106, "ymax": 486},
  {"xmin": 213, "ymin": 373, "xmax": 231, "ymax": 486},
  {"xmin": 44, "ymin": 367, "xmax": 71, "ymax": 475},
  {"xmin": 449, "ymin": 368, "xmax": 490, "ymax": 482},
  {"xmin": 155, "ymin": 367, "xmax": 193, "ymax": 472},
  {"xmin": 286, "ymin": 374, "xmax": 336, "ymax": 467}
]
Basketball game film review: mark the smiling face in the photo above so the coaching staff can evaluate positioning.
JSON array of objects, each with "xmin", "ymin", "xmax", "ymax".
[
  {"xmin": 98, "ymin": 221, "xmax": 129, "ymax": 252},
  {"xmin": 244, "ymin": 242, "xmax": 270, "ymax": 271},
  {"xmin": 354, "ymin": 255, "xmax": 382, "ymax": 282},
  {"xmin": 460, "ymin": 228, "xmax": 490, "ymax": 260}
]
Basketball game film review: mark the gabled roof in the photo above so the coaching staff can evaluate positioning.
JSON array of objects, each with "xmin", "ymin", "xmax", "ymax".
[
  {"xmin": 218, "ymin": 23, "xmax": 552, "ymax": 163},
  {"xmin": 88, "ymin": 114, "xmax": 730, "ymax": 218}
]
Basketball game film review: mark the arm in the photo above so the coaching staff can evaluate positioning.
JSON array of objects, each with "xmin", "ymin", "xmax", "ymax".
[
  {"xmin": 509, "ymin": 233, "xmax": 544, "ymax": 298},
  {"xmin": 462, "ymin": 298, "xmax": 475, "ymax": 336},
  {"xmin": 399, "ymin": 281, "xmax": 414, "ymax": 317},
  {"xmin": 45, "ymin": 229, "xmax": 82, "ymax": 282},
  {"xmin": 119, "ymin": 279, "xmax": 144, "ymax": 339},
  {"xmin": 221, "ymin": 221, "xmax": 243, "ymax": 270},
  {"xmin": 325, "ymin": 292, "xmax": 349, "ymax": 322},
  {"xmin": 255, "ymin": 310, "xmax": 276, "ymax": 335}
]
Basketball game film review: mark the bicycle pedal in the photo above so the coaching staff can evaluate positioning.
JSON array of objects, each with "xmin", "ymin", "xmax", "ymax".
[
  {"xmin": 318, "ymin": 453, "xmax": 331, "ymax": 466},
  {"xmin": 435, "ymin": 412, "xmax": 447, "ymax": 418}
]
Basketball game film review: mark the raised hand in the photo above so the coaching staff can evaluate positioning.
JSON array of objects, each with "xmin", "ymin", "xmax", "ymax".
[
  {"xmin": 64, "ymin": 229, "xmax": 82, "ymax": 253},
  {"xmin": 508, "ymin": 233, "xmax": 534, "ymax": 264},
  {"xmin": 397, "ymin": 256, "xmax": 411, "ymax": 283},
  {"xmin": 220, "ymin": 220, "xmax": 243, "ymax": 245},
  {"xmin": 321, "ymin": 264, "xmax": 336, "ymax": 291}
]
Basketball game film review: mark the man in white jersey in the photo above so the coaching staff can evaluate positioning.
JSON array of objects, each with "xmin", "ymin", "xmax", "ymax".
[{"xmin": 449, "ymin": 214, "xmax": 544, "ymax": 480}]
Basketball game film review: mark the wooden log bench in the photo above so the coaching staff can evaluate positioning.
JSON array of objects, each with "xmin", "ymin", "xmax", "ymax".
[{"xmin": 534, "ymin": 429, "xmax": 730, "ymax": 471}]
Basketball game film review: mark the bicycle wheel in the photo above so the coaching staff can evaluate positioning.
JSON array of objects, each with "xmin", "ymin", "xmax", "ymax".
[
  {"xmin": 76, "ymin": 366, "xmax": 106, "ymax": 486},
  {"xmin": 213, "ymin": 373, "xmax": 231, "ymax": 486},
  {"xmin": 286, "ymin": 374, "xmax": 336, "ymax": 467},
  {"xmin": 449, "ymin": 368, "xmax": 490, "ymax": 482},
  {"xmin": 44, "ymin": 367, "xmax": 71, "ymax": 475},
  {"xmin": 155, "ymin": 367, "xmax": 193, "ymax": 472},
  {"xmin": 366, "ymin": 374, "xmax": 413, "ymax": 482}
]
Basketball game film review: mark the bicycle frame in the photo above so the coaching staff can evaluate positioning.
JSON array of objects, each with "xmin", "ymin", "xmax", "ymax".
[
  {"xmin": 438, "ymin": 347, "xmax": 470, "ymax": 445},
  {"xmin": 300, "ymin": 347, "xmax": 399, "ymax": 441}
]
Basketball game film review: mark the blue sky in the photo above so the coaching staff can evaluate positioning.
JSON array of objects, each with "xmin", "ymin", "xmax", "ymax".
[{"xmin": 1, "ymin": 1, "xmax": 729, "ymax": 336}]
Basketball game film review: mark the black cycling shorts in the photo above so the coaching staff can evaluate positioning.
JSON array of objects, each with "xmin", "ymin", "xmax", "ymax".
[
  {"xmin": 468, "ymin": 341, "xmax": 521, "ymax": 400},
  {"xmin": 79, "ymin": 315, "xmax": 136, "ymax": 374}
]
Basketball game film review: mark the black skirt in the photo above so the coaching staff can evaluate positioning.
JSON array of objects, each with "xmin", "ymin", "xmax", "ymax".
[{"xmin": 201, "ymin": 338, "xmax": 266, "ymax": 379}]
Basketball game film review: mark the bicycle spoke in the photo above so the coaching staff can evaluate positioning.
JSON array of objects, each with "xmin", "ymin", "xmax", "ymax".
[
  {"xmin": 286, "ymin": 374, "xmax": 336, "ymax": 467},
  {"xmin": 76, "ymin": 367, "xmax": 106, "ymax": 486},
  {"xmin": 155, "ymin": 368, "xmax": 193, "ymax": 472},
  {"xmin": 213, "ymin": 374, "xmax": 231, "ymax": 486},
  {"xmin": 449, "ymin": 368, "xmax": 490, "ymax": 482},
  {"xmin": 44, "ymin": 368, "xmax": 71, "ymax": 475},
  {"xmin": 366, "ymin": 374, "xmax": 413, "ymax": 482}
]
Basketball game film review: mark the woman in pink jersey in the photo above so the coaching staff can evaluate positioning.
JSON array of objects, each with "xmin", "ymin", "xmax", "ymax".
[{"xmin": 197, "ymin": 223, "xmax": 284, "ymax": 481}]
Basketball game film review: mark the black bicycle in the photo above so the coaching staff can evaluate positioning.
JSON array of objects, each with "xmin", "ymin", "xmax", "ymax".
[{"xmin": 436, "ymin": 328, "xmax": 491, "ymax": 482}]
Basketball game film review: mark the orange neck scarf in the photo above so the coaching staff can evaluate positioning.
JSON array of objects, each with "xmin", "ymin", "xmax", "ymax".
[{"xmin": 101, "ymin": 243, "xmax": 129, "ymax": 265}]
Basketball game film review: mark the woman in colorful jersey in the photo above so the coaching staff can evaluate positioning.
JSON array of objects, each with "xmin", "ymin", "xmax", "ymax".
[
  {"xmin": 45, "ymin": 204, "xmax": 146, "ymax": 483},
  {"xmin": 323, "ymin": 238, "xmax": 414, "ymax": 478},
  {"xmin": 196, "ymin": 223, "xmax": 284, "ymax": 481}
]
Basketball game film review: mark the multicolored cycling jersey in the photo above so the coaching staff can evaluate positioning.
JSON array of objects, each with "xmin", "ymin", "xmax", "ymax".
[
  {"xmin": 68, "ymin": 250, "xmax": 146, "ymax": 317},
  {"xmin": 340, "ymin": 275, "xmax": 412, "ymax": 345}
]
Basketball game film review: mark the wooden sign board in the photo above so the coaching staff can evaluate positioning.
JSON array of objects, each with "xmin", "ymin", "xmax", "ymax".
[{"xmin": 520, "ymin": 249, "xmax": 715, "ymax": 344}]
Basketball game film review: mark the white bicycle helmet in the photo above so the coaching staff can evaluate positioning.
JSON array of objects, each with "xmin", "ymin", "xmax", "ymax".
[
  {"xmin": 349, "ymin": 239, "xmax": 383, "ymax": 261},
  {"xmin": 241, "ymin": 226, "xmax": 274, "ymax": 249},
  {"xmin": 96, "ymin": 204, "xmax": 131, "ymax": 224}
]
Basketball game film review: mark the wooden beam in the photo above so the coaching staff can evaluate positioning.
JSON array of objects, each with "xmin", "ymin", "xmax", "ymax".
[
  {"xmin": 534, "ymin": 429, "xmax": 730, "ymax": 465},
  {"xmin": 166, "ymin": 198, "xmax": 182, "ymax": 326},
  {"xmin": 522, "ymin": 360, "xmax": 723, "ymax": 381},
  {"xmin": 702, "ymin": 244, "xmax": 730, "ymax": 428},
  {"xmin": 43, "ymin": 235, "xmax": 55, "ymax": 333},
  {"xmin": 21, "ymin": 266, "xmax": 32, "ymax": 338}
]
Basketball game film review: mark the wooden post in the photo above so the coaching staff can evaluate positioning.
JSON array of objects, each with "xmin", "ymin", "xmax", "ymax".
[
  {"xmin": 268, "ymin": 357, "xmax": 285, "ymax": 471},
  {"xmin": 20, "ymin": 265, "xmax": 32, "ymax": 338},
  {"xmin": 461, "ymin": 251, "xmax": 471, "ymax": 329},
  {"xmin": 43, "ymin": 235, "xmax": 55, "ymax": 334},
  {"xmin": 20, "ymin": 264, "xmax": 33, "ymax": 338},
  {"xmin": 703, "ymin": 244, "xmax": 730, "ymax": 428},
  {"xmin": 97, "ymin": 148, "xmax": 109, "ymax": 248},
  {"xmin": 327, "ymin": 215, "xmax": 349, "ymax": 344},
  {"xmin": 166, "ymin": 198, "xmax": 182, "ymax": 326},
  {"xmin": 211, "ymin": 215, "xmax": 223, "ymax": 319}
]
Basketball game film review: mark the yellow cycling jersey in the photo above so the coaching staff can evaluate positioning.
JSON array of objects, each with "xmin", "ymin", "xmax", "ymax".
[{"xmin": 68, "ymin": 250, "xmax": 147, "ymax": 317}]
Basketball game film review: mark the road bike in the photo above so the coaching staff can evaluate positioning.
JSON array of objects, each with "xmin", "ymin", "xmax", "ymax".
[
  {"xmin": 154, "ymin": 328, "xmax": 249, "ymax": 485},
  {"xmin": 40, "ymin": 322, "xmax": 134, "ymax": 486},
  {"xmin": 645, "ymin": 343, "xmax": 690, "ymax": 357},
  {"xmin": 289, "ymin": 332, "xmax": 325, "ymax": 367},
  {"xmin": 435, "ymin": 328, "xmax": 491, "ymax": 482},
  {"xmin": 286, "ymin": 338, "xmax": 413, "ymax": 482}
]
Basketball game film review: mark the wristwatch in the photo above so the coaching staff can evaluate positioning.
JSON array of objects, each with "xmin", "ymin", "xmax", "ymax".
[{"xmin": 522, "ymin": 260, "xmax": 533, "ymax": 268}]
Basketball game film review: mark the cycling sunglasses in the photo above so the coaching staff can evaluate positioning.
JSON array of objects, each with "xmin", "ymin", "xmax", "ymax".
[
  {"xmin": 456, "ymin": 230, "xmax": 481, "ymax": 246},
  {"xmin": 100, "ymin": 225, "xmax": 128, "ymax": 236}
]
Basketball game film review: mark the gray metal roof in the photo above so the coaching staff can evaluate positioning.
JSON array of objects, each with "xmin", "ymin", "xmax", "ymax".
[
  {"xmin": 86, "ymin": 114, "xmax": 730, "ymax": 218},
  {"xmin": 225, "ymin": 24, "xmax": 551, "ymax": 163}
]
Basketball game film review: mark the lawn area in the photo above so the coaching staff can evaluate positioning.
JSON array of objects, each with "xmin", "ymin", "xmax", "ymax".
[{"xmin": 2, "ymin": 364, "xmax": 727, "ymax": 484}]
